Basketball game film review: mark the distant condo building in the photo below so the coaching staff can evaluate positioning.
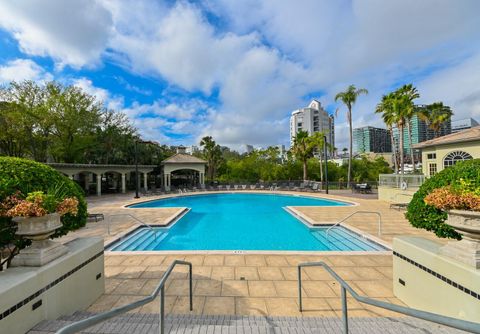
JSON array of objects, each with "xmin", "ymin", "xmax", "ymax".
[
  {"xmin": 451, "ymin": 118, "xmax": 479, "ymax": 133},
  {"xmin": 290, "ymin": 100, "xmax": 334, "ymax": 152},
  {"xmin": 245, "ymin": 144, "xmax": 254, "ymax": 154},
  {"xmin": 185, "ymin": 145, "xmax": 200, "ymax": 155},
  {"xmin": 353, "ymin": 126, "xmax": 391, "ymax": 153},
  {"xmin": 393, "ymin": 114, "xmax": 451, "ymax": 157}
]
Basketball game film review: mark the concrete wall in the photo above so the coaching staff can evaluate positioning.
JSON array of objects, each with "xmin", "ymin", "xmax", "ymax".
[
  {"xmin": 0, "ymin": 237, "xmax": 105, "ymax": 334},
  {"xmin": 393, "ymin": 236, "xmax": 480, "ymax": 322}
]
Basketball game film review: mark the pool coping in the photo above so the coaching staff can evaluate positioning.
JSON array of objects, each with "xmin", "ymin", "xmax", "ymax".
[
  {"xmin": 104, "ymin": 193, "xmax": 390, "ymax": 255},
  {"xmin": 120, "ymin": 191, "xmax": 360, "ymax": 209}
]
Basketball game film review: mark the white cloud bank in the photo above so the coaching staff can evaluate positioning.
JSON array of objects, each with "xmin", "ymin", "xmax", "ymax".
[
  {"xmin": 1, "ymin": 0, "xmax": 479, "ymax": 149},
  {"xmin": 0, "ymin": 58, "xmax": 52, "ymax": 83}
]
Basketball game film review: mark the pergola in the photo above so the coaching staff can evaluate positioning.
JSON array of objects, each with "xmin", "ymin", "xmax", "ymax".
[
  {"xmin": 47, "ymin": 163, "xmax": 156, "ymax": 196},
  {"xmin": 161, "ymin": 148, "xmax": 207, "ymax": 190}
]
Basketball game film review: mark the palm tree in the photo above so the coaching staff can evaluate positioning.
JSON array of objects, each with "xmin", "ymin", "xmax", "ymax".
[
  {"xmin": 418, "ymin": 102, "xmax": 453, "ymax": 138},
  {"xmin": 335, "ymin": 85, "xmax": 368, "ymax": 187},
  {"xmin": 200, "ymin": 136, "xmax": 222, "ymax": 180},
  {"xmin": 291, "ymin": 130, "xmax": 314, "ymax": 180},
  {"xmin": 397, "ymin": 84, "xmax": 419, "ymax": 171},
  {"xmin": 375, "ymin": 94, "xmax": 399, "ymax": 174},
  {"xmin": 310, "ymin": 131, "xmax": 328, "ymax": 182}
]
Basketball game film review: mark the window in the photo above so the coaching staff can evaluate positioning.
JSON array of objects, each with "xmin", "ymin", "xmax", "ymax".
[
  {"xmin": 429, "ymin": 163, "xmax": 437, "ymax": 176},
  {"xmin": 443, "ymin": 151, "xmax": 473, "ymax": 168},
  {"xmin": 427, "ymin": 153, "xmax": 436, "ymax": 159}
]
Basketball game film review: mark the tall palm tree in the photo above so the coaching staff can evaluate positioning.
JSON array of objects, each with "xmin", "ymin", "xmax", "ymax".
[
  {"xmin": 291, "ymin": 130, "xmax": 314, "ymax": 180},
  {"xmin": 200, "ymin": 136, "xmax": 222, "ymax": 180},
  {"xmin": 335, "ymin": 85, "xmax": 368, "ymax": 186},
  {"xmin": 310, "ymin": 131, "xmax": 329, "ymax": 182},
  {"xmin": 375, "ymin": 94, "xmax": 399, "ymax": 174},
  {"xmin": 397, "ymin": 84, "xmax": 419, "ymax": 171},
  {"xmin": 418, "ymin": 102, "xmax": 453, "ymax": 138}
]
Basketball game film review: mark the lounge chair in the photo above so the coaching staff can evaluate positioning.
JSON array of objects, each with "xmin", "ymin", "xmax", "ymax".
[
  {"xmin": 242, "ymin": 185, "xmax": 247, "ymax": 190},
  {"xmin": 353, "ymin": 183, "xmax": 372, "ymax": 194},
  {"xmin": 249, "ymin": 184, "xmax": 257, "ymax": 190},
  {"xmin": 233, "ymin": 185, "xmax": 239, "ymax": 190},
  {"xmin": 87, "ymin": 213, "xmax": 104, "ymax": 222},
  {"xmin": 226, "ymin": 185, "xmax": 231, "ymax": 190}
]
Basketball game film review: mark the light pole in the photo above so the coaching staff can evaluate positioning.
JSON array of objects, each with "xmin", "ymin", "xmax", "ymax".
[{"xmin": 324, "ymin": 135, "xmax": 329, "ymax": 194}]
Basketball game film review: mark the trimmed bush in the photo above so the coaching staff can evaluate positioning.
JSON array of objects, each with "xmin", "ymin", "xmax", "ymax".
[
  {"xmin": 406, "ymin": 159, "xmax": 480, "ymax": 239},
  {"xmin": 0, "ymin": 157, "xmax": 87, "ymax": 266}
]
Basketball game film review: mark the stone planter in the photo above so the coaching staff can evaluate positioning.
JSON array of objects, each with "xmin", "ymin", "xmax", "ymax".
[
  {"xmin": 11, "ymin": 213, "xmax": 68, "ymax": 267},
  {"xmin": 440, "ymin": 209, "xmax": 480, "ymax": 269}
]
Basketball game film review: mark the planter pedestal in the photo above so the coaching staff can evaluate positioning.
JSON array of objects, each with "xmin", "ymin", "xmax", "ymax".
[
  {"xmin": 11, "ymin": 213, "xmax": 68, "ymax": 267},
  {"xmin": 440, "ymin": 210, "xmax": 480, "ymax": 269},
  {"xmin": 11, "ymin": 240, "xmax": 68, "ymax": 267}
]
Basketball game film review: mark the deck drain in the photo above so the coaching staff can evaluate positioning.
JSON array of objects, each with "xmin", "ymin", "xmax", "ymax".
[{"xmin": 240, "ymin": 277, "xmax": 246, "ymax": 280}]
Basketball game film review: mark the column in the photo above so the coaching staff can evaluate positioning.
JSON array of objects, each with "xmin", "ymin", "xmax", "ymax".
[
  {"xmin": 96, "ymin": 173, "xmax": 102, "ymax": 196},
  {"xmin": 143, "ymin": 172, "xmax": 148, "ymax": 191},
  {"xmin": 200, "ymin": 172, "xmax": 204, "ymax": 185},
  {"xmin": 121, "ymin": 173, "xmax": 126, "ymax": 194},
  {"xmin": 164, "ymin": 173, "xmax": 169, "ymax": 190},
  {"xmin": 70, "ymin": 174, "xmax": 75, "ymax": 180}
]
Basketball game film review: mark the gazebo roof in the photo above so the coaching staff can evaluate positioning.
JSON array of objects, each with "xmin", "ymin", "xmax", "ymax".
[{"xmin": 161, "ymin": 153, "xmax": 207, "ymax": 164}]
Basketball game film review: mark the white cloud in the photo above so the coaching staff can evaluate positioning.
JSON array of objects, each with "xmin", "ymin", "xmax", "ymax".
[
  {"xmin": 0, "ymin": 0, "xmax": 113, "ymax": 68},
  {"xmin": 0, "ymin": 58, "xmax": 52, "ymax": 83},
  {"xmin": 72, "ymin": 78, "xmax": 123, "ymax": 111},
  {"xmin": 1, "ymin": 0, "xmax": 480, "ymax": 149}
]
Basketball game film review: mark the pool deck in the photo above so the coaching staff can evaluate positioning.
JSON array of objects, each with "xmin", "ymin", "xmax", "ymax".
[{"xmin": 58, "ymin": 191, "xmax": 445, "ymax": 318}]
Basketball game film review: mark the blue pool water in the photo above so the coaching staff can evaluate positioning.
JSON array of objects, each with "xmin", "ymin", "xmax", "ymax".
[{"xmin": 109, "ymin": 193, "xmax": 386, "ymax": 252}]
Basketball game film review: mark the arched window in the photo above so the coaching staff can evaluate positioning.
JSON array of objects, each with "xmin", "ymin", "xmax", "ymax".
[{"xmin": 443, "ymin": 151, "xmax": 473, "ymax": 168}]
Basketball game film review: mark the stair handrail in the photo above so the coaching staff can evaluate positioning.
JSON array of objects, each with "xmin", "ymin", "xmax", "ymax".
[
  {"xmin": 56, "ymin": 260, "xmax": 193, "ymax": 334},
  {"xmin": 107, "ymin": 213, "xmax": 158, "ymax": 240},
  {"xmin": 325, "ymin": 210, "xmax": 382, "ymax": 239},
  {"xmin": 298, "ymin": 261, "xmax": 480, "ymax": 334}
]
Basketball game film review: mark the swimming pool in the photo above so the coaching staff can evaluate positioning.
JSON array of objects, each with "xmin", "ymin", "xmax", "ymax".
[{"xmin": 108, "ymin": 193, "xmax": 386, "ymax": 252}]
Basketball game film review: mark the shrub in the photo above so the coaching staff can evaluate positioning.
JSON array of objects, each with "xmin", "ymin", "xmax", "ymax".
[
  {"xmin": 0, "ymin": 157, "xmax": 87, "ymax": 268},
  {"xmin": 406, "ymin": 159, "xmax": 480, "ymax": 239}
]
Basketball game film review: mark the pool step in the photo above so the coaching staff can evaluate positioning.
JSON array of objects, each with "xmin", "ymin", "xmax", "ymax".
[
  {"xmin": 109, "ymin": 229, "xmax": 151, "ymax": 251},
  {"xmin": 310, "ymin": 227, "xmax": 385, "ymax": 252}
]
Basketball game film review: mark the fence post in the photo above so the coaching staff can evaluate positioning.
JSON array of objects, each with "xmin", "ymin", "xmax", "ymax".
[
  {"xmin": 298, "ymin": 266, "xmax": 303, "ymax": 312},
  {"xmin": 159, "ymin": 286, "xmax": 165, "ymax": 334}
]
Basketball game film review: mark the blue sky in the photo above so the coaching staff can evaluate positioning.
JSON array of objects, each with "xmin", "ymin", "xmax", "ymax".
[{"xmin": 1, "ymin": 0, "xmax": 479, "ymax": 151}]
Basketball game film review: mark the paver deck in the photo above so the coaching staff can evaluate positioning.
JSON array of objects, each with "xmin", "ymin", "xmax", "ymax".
[
  {"xmin": 55, "ymin": 191, "xmax": 447, "ymax": 319},
  {"xmin": 29, "ymin": 312, "xmax": 467, "ymax": 333}
]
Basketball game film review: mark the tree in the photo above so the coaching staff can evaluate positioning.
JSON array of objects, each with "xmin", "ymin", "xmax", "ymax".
[
  {"xmin": 397, "ymin": 84, "xmax": 419, "ymax": 171},
  {"xmin": 200, "ymin": 136, "xmax": 223, "ymax": 180},
  {"xmin": 290, "ymin": 130, "xmax": 315, "ymax": 180},
  {"xmin": 335, "ymin": 85, "xmax": 368, "ymax": 186},
  {"xmin": 418, "ymin": 102, "xmax": 453, "ymax": 138},
  {"xmin": 309, "ymin": 131, "xmax": 330, "ymax": 182},
  {"xmin": 375, "ymin": 94, "xmax": 399, "ymax": 173}
]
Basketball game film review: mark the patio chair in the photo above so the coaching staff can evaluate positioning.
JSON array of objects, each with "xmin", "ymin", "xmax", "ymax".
[
  {"xmin": 234, "ymin": 185, "xmax": 239, "ymax": 190},
  {"xmin": 226, "ymin": 185, "xmax": 231, "ymax": 190},
  {"xmin": 242, "ymin": 185, "xmax": 247, "ymax": 190},
  {"xmin": 250, "ymin": 184, "xmax": 257, "ymax": 190}
]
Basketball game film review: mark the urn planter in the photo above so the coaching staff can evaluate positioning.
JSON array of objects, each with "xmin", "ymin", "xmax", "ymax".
[
  {"xmin": 11, "ymin": 213, "xmax": 68, "ymax": 267},
  {"xmin": 440, "ymin": 209, "xmax": 480, "ymax": 269}
]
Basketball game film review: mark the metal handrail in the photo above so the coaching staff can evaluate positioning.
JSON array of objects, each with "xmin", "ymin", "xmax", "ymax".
[
  {"xmin": 298, "ymin": 262, "xmax": 480, "ymax": 334},
  {"xmin": 56, "ymin": 260, "xmax": 193, "ymax": 334},
  {"xmin": 326, "ymin": 210, "xmax": 382, "ymax": 239},
  {"xmin": 107, "ymin": 213, "xmax": 158, "ymax": 240}
]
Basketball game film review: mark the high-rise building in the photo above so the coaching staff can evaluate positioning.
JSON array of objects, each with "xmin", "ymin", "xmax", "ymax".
[
  {"xmin": 289, "ymin": 100, "xmax": 334, "ymax": 152},
  {"xmin": 245, "ymin": 144, "xmax": 254, "ymax": 154},
  {"xmin": 393, "ymin": 114, "xmax": 451, "ymax": 155},
  {"xmin": 185, "ymin": 145, "xmax": 200, "ymax": 155},
  {"xmin": 451, "ymin": 118, "xmax": 479, "ymax": 133},
  {"xmin": 353, "ymin": 126, "xmax": 391, "ymax": 153}
]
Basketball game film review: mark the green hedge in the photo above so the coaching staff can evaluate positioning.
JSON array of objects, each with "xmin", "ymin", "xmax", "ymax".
[
  {"xmin": 0, "ymin": 157, "xmax": 87, "ymax": 251},
  {"xmin": 405, "ymin": 159, "xmax": 480, "ymax": 239}
]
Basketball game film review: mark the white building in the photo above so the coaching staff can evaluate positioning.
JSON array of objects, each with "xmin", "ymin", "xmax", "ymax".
[
  {"xmin": 245, "ymin": 144, "xmax": 254, "ymax": 154},
  {"xmin": 185, "ymin": 145, "xmax": 200, "ymax": 155},
  {"xmin": 290, "ymin": 100, "xmax": 335, "ymax": 151}
]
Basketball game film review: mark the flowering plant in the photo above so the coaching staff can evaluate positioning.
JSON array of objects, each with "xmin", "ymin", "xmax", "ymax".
[
  {"xmin": 0, "ymin": 191, "xmax": 79, "ymax": 218},
  {"xmin": 424, "ymin": 179, "xmax": 480, "ymax": 212}
]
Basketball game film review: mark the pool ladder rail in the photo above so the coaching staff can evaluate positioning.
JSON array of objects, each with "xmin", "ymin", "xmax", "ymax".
[
  {"xmin": 107, "ymin": 213, "xmax": 158, "ymax": 240},
  {"xmin": 298, "ymin": 261, "xmax": 480, "ymax": 334},
  {"xmin": 326, "ymin": 210, "xmax": 382, "ymax": 240}
]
